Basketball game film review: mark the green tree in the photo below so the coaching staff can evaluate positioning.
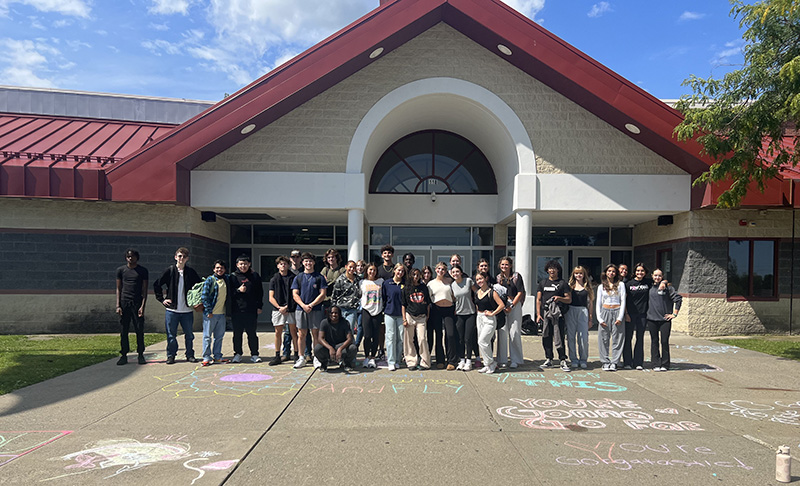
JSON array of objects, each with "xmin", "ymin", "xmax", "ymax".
[{"xmin": 674, "ymin": 0, "xmax": 800, "ymax": 208}]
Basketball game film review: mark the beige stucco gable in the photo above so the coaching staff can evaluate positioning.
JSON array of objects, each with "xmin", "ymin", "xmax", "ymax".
[{"xmin": 196, "ymin": 23, "xmax": 685, "ymax": 177}]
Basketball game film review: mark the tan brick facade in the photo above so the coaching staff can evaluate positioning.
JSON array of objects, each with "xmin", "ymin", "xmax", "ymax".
[{"xmin": 198, "ymin": 23, "xmax": 684, "ymax": 177}]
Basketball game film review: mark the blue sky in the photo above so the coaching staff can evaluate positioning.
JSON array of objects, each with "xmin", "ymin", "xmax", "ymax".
[{"xmin": 0, "ymin": 0, "xmax": 746, "ymax": 101}]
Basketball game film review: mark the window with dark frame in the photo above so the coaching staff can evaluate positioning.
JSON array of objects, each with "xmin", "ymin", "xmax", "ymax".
[{"xmin": 727, "ymin": 239, "xmax": 777, "ymax": 298}]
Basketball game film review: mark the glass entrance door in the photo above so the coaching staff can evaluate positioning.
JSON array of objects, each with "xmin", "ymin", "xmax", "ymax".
[{"xmin": 573, "ymin": 249, "xmax": 607, "ymax": 287}]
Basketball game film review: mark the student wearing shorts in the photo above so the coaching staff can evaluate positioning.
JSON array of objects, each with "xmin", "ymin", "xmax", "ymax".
[
  {"xmin": 291, "ymin": 252, "xmax": 327, "ymax": 368},
  {"xmin": 269, "ymin": 256, "xmax": 297, "ymax": 366}
]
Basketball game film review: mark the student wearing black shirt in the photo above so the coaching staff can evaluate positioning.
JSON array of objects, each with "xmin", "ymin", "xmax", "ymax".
[
  {"xmin": 565, "ymin": 266, "xmax": 594, "ymax": 369},
  {"xmin": 623, "ymin": 263, "xmax": 654, "ymax": 370},
  {"xmin": 536, "ymin": 259, "xmax": 571, "ymax": 371},
  {"xmin": 269, "ymin": 256, "xmax": 297, "ymax": 366},
  {"xmin": 115, "ymin": 249, "xmax": 148, "ymax": 365},
  {"xmin": 314, "ymin": 306, "xmax": 357, "ymax": 371}
]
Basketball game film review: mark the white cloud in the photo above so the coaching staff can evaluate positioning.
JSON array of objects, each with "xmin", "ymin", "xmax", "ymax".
[
  {"xmin": 679, "ymin": 11, "xmax": 705, "ymax": 21},
  {"xmin": 149, "ymin": 22, "xmax": 169, "ymax": 31},
  {"xmin": 52, "ymin": 18, "xmax": 72, "ymax": 27},
  {"xmin": 711, "ymin": 39, "xmax": 744, "ymax": 66},
  {"xmin": 500, "ymin": 0, "xmax": 545, "ymax": 20},
  {"xmin": 148, "ymin": 0, "xmax": 193, "ymax": 15},
  {"xmin": 0, "ymin": 0, "xmax": 90, "ymax": 18},
  {"xmin": 587, "ymin": 1, "xmax": 611, "ymax": 18},
  {"xmin": 0, "ymin": 38, "xmax": 62, "ymax": 87}
]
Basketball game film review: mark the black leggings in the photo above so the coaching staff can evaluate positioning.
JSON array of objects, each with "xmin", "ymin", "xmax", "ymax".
[
  {"xmin": 362, "ymin": 310, "xmax": 383, "ymax": 358},
  {"xmin": 623, "ymin": 314, "xmax": 647, "ymax": 368},
  {"xmin": 427, "ymin": 305, "xmax": 446, "ymax": 365},
  {"xmin": 648, "ymin": 319, "xmax": 671, "ymax": 369},
  {"xmin": 456, "ymin": 313, "xmax": 478, "ymax": 360},
  {"xmin": 431, "ymin": 305, "xmax": 457, "ymax": 365}
]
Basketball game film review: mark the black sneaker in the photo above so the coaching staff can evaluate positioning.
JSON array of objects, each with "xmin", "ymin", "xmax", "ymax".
[
  {"xmin": 117, "ymin": 356, "xmax": 127, "ymax": 365},
  {"xmin": 166, "ymin": 356, "xmax": 176, "ymax": 364},
  {"xmin": 186, "ymin": 356, "xmax": 198, "ymax": 363},
  {"xmin": 319, "ymin": 360, "xmax": 328, "ymax": 372},
  {"xmin": 268, "ymin": 354, "xmax": 281, "ymax": 366},
  {"xmin": 137, "ymin": 355, "xmax": 146, "ymax": 365}
]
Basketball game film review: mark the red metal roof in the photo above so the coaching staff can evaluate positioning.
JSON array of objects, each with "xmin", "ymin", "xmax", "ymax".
[
  {"xmin": 107, "ymin": 0, "xmax": 716, "ymax": 204},
  {"xmin": 0, "ymin": 113, "xmax": 175, "ymax": 199}
]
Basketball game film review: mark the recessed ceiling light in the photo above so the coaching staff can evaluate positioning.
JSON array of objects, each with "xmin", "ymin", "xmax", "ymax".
[
  {"xmin": 625, "ymin": 123, "xmax": 641, "ymax": 134},
  {"xmin": 301, "ymin": 228, "xmax": 309, "ymax": 232},
  {"xmin": 369, "ymin": 47, "xmax": 384, "ymax": 59},
  {"xmin": 549, "ymin": 230, "xmax": 557, "ymax": 234},
  {"xmin": 497, "ymin": 44, "xmax": 512, "ymax": 56},
  {"xmin": 241, "ymin": 124, "xmax": 256, "ymax": 134}
]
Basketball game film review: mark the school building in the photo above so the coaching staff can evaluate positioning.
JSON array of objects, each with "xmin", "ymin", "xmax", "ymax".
[{"xmin": 1, "ymin": 0, "xmax": 797, "ymax": 335}]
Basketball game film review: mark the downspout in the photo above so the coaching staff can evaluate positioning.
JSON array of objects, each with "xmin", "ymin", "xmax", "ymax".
[{"xmin": 791, "ymin": 181, "xmax": 796, "ymax": 335}]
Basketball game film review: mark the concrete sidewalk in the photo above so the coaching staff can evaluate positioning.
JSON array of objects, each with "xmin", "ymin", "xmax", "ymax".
[{"xmin": 0, "ymin": 331, "xmax": 797, "ymax": 485}]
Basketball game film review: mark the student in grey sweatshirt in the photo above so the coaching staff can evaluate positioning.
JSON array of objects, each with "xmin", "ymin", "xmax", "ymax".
[{"xmin": 646, "ymin": 268, "xmax": 682, "ymax": 371}]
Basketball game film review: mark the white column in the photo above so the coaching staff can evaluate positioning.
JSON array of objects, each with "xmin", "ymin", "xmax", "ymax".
[
  {"xmin": 515, "ymin": 210, "xmax": 533, "ymax": 317},
  {"xmin": 347, "ymin": 209, "xmax": 364, "ymax": 262}
]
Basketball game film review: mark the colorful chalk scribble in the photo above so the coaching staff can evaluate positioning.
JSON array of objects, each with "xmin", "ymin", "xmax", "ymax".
[
  {"xmin": 42, "ymin": 438, "xmax": 238, "ymax": 483},
  {"xmin": 0, "ymin": 430, "xmax": 71, "ymax": 467},
  {"xmin": 154, "ymin": 365, "xmax": 312, "ymax": 398}
]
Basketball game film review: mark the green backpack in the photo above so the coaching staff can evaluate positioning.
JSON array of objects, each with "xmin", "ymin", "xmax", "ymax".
[{"xmin": 187, "ymin": 278, "xmax": 207, "ymax": 309}]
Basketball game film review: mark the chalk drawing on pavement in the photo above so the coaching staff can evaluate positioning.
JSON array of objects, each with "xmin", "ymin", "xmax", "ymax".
[
  {"xmin": 673, "ymin": 345, "xmax": 739, "ymax": 354},
  {"xmin": 155, "ymin": 366, "xmax": 311, "ymax": 398},
  {"xmin": 41, "ymin": 438, "xmax": 237, "ymax": 483},
  {"xmin": 697, "ymin": 400, "xmax": 800, "ymax": 426},
  {"xmin": 497, "ymin": 398, "xmax": 703, "ymax": 431},
  {"xmin": 557, "ymin": 440, "xmax": 753, "ymax": 472},
  {"xmin": 0, "ymin": 431, "xmax": 72, "ymax": 467},
  {"xmin": 494, "ymin": 372, "xmax": 627, "ymax": 392}
]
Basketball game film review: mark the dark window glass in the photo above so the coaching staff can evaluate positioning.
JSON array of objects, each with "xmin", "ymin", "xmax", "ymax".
[
  {"xmin": 610, "ymin": 228, "xmax": 633, "ymax": 246},
  {"xmin": 752, "ymin": 240, "xmax": 775, "ymax": 297},
  {"xmin": 335, "ymin": 226, "xmax": 347, "ymax": 246},
  {"xmin": 532, "ymin": 227, "xmax": 609, "ymax": 246},
  {"xmin": 230, "ymin": 224, "xmax": 252, "ymax": 244},
  {"xmin": 370, "ymin": 130, "xmax": 497, "ymax": 194},
  {"xmin": 472, "ymin": 227, "xmax": 494, "ymax": 246},
  {"xmin": 392, "ymin": 226, "xmax": 472, "ymax": 246},
  {"xmin": 252, "ymin": 225, "xmax": 334, "ymax": 245},
  {"xmin": 370, "ymin": 226, "xmax": 391, "ymax": 246},
  {"xmin": 611, "ymin": 250, "xmax": 633, "ymax": 270},
  {"xmin": 507, "ymin": 226, "xmax": 516, "ymax": 246},
  {"xmin": 728, "ymin": 240, "xmax": 776, "ymax": 298}
]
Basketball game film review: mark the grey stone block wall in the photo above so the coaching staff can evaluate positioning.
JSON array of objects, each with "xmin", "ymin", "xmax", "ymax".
[
  {"xmin": 634, "ymin": 239, "xmax": 727, "ymax": 295},
  {"xmin": 0, "ymin": 232, "xmax": 228, "ymax": 291}
]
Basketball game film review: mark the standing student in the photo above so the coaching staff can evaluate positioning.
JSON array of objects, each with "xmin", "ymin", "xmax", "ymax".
[
  {"xmin": 428, "ymin": 262, "xmax": 455, "ymax": 369},
  {"xmin": 474, "ymin": 271, "xmax": 506, "ymax": 374},
  {"xmin": 618, "ymin": 264, "xmax": 630, "ymax": 283},
  {"xmin": 154, "ymin": 247, "xmax": 202, "ymax": 364},
  {"xmin": 229, "ymin": 255, "xmax": 264, "ymax": 363},
  {"xmin": 320, "ymin": 248, "xmax": 344, "ymax": 312},
  {"xmin": 450, "ymin": 264, "xmax": 476, "ymax": 371},
  {"xmin": 623, "ymin": 263, "xmax": 660, "ymax": 370},
  {"xmin": 536, "ymin": 259, "xmax": 571, "ymax": 371},
  {"xmin": 382, "ymin": 263, "xmax": 406, "ymax": 371},
  {"xmin": 359, "ymin": 263, "xmax": 384, "ymax": 368},
  {"xmin": 330, "ymin": 261, "xmax": 361, "ymax": 348},
  {"xmin": 115, "ymin": 249, "xmax": 148, "ymax": 365},
  {"xmin": 498, "ymin": 256, "xmax": 526, "ymax": 369},
  {"xmin": 354, "ymin": 259, "xmax": 367, "ymax": 347},
  {"xmin": 647, "ymin": 268, "xmax": 682, "ymax": 371},
  {"xmin": 596, "ymin": 264, "xmax": 626, "ymax": 371},
  {"xmin": 421, "ymin": 265, "xmax": 434, "ymax": 285},
  {"xmin": 281, "ymin": 249, "xmax": 303, "ymax": 362},
  {"xmin": 268, "ymin": 256, "xmax": 297, "ymax": 366},
  {"xmin": 402, "ymin": 252, "xmax": 416, "ymax": 276},
  {"xmin": 376, "ymin": 244, "xmax": 395, "ymax": 361},
  {"xmin": 565, "ymin": 266, "xmax": 593, "ymax": 369},
  {"xmin": 200, "ymin": 260, "xmax": 229, "ymax": 366},
  {"xmin": 402, "ymin": 268, "xmax": 431, "ymax": 370},
  {"xmin": 473, "ymin": 258, "xmax": 496, "ymax": 285},
  {"xmin": 314, "ymin": 306, "xmax": 357, "ymax": 371},
  {"xmin": 291, "ymin": 252, "xmax": 327, "ymax": 368}
]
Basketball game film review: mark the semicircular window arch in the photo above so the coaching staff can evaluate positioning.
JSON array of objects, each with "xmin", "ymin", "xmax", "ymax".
[{"xmin": 369, "ymin": 130, "xmax": 497, "ymax": 194}]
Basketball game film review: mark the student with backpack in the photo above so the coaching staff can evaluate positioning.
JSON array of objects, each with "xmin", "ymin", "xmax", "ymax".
[{"xmin": 200, "ymin": 260, "xmax": 229, "ymax": 366}]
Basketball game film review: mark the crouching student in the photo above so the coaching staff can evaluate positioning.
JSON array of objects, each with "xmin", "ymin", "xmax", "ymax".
[
  {"xmin": 314, "ymin": 306, "xmax": 357, "ymax": 371},
  {"xmin": 200, "ymin": 260, "xmax": 229, "ymax": 366}
]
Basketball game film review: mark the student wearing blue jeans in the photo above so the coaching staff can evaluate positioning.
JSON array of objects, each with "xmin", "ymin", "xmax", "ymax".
[
  {"xmin": 153, "ymin": 247, "xmax": 202, "ymax": 364},
  {"xmin": 200, "ymin": 260, "xmax": 229, "ymax": 365}
]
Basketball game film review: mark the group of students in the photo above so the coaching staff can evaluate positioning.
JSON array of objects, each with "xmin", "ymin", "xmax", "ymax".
[{"xmin": 115, "ymin": 246, "xmax": 682, "ymax": 373}]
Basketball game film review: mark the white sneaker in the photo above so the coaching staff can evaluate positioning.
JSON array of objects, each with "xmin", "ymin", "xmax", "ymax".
[
  {"xmin": 464, "ymin": 359, "xmax": 473, "ymax": 371},
  {"xmin": 602, "ymin": 363, "xmax": 609, "ymax": 371},
  {"xmin": 231, "ymin": 354, "xmax": 242, "ymax": 363},
  {"xmin": 293, "ymin": 356, "xmax": 306, "ymax": 368},
  {"xmin": 560, "ymin": 361, "xmax": 571, "ymax": 371},
  {"xmin": 313, "ymin": 356, "xmax": 322, "ymax": 369},
  {"xmin": 368, "ymin": 358, "xmax": 376, "ymax": 368},
  {"xmin": 486, "ymin": 362, "xmax": 497, "ymax": 374},
  {"xmin": 388, "ymin": 363, "xmax": 396, "ymax": 371},
  {"xmin": 363, "ymin": 359, "xmax": 371, "ymax": 368},
  {"xmin": 251, "ymin": 355, "xmax": 262, "ymax": 363},
  {"xmin": 478, "ymin": 366, "xmax": 489, "ymax": 373},
  {"xmin": 636, "ymin": 365, "xmax": 643, "ymax": 370},
  {"xmin": 456, "ymin": 359, "xmax": 465, "ymax": 370},
  {"xmin": 609, "ymin": 363, "xmax": 617, "ymax": 371}
]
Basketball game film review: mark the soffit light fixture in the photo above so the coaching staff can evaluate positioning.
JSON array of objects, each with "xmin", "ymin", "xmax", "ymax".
[
  {"xmin": 497, "ymin": 44, "xmax": 512, "ymax": 56},
  {"xmin": 369, "ymin": 47, "xmax": 384, "ymax": 59},
  {"xmin": 241, "ymin": 124, "xmax": 256, "ymax": 135},
  {"xmin": 624, "ymin": 123, "xmax": 640, "ymax": 134}
]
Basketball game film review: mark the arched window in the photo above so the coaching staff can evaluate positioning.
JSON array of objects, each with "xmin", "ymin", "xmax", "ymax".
[{"xmin": 369, "ymin": 130, "xmax": 497, "ymax": 194}]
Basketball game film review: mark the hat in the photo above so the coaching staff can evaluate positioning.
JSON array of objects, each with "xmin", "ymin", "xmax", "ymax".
[{"xmin": 290, "ymin": 250, "xmax": 301, "ymax": 257}]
